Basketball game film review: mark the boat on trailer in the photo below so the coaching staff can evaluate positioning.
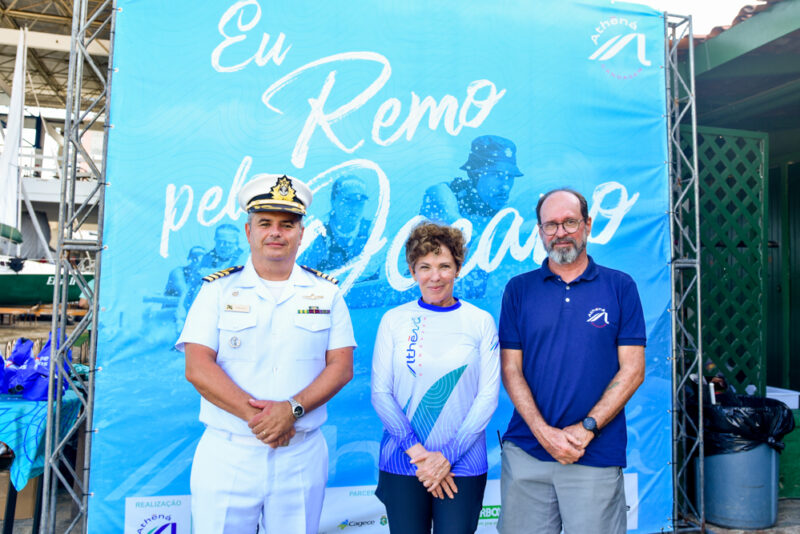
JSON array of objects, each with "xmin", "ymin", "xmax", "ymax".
[{"xmin": 0, "ymin": 253, "xmax": 92, "ymax": 306}]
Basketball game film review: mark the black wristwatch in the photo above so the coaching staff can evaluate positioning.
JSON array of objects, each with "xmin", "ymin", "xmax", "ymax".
[
  {"xmin": 288, "ymin": 397, "xmax": 305, "ymax": 419},
  {"xmin": 582, "ymin": 417, "xmax": 601, "ymax": 437}
]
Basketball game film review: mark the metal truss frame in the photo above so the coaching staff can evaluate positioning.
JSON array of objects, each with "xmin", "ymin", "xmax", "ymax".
[
  {"xmin": 665, "ymin": 13, "xmax": 704, "ymax": 534},
  {"xmin": 40, "ymin": 0, "xmax": 115, "ymax": 532}
]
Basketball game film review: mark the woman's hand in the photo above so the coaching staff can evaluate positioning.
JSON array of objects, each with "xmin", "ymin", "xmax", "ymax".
[
  {"xmin": 410, "ymin": 451, "xmax": 458, "ymax": 499},
  {"xmin": 431, "ymin": 473, "xmax": 458, "ymax": 499}
]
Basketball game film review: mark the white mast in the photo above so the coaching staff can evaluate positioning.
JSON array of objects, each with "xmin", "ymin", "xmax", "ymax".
[{"xmin": 0, "ymin": 28, "xmax": 27, "ymax": 232}]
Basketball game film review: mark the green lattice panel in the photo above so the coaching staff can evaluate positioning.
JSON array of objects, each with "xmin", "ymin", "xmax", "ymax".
[{"xmin": 680, "ymin": 126, "xmax": 769, "ymax": 395}]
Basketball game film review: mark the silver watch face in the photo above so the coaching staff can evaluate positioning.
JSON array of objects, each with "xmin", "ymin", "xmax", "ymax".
[{"xmin": 290, "ymin": 398, "xmax": 304, "ymax": 418}]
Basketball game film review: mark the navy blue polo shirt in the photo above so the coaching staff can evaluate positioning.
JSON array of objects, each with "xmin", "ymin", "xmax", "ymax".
[{"xmin": 499, "ymin": 256, "xmax": 646, "ymax": 467}]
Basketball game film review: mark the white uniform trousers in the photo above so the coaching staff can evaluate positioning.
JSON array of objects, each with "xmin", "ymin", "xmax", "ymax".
[{"xmin": 190, "ymin": 427, "xmax": 328, "ymax": 534}]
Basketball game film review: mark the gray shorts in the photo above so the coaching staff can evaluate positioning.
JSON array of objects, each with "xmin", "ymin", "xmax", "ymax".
[{"xmin": 497, "ymin": 441, "xmax": 626, "ymax": 534}]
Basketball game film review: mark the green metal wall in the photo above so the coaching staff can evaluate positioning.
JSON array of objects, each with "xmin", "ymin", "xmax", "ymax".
[
  {"xmin": 767, "ymin": 161, "xmax": 800, "ymax": 391},
  {"xmin": 767, "ymin": 165, "xmax": 786, "ymax": 387},
  {"xmin": 791, "ymin": 163, "xmax": 800, "ymax": 389}
]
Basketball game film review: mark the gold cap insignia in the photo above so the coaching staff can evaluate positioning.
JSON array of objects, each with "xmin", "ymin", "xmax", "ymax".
[
  {"xmin": 270, "ymin": 176, "xmax": 297, "ymax": 202},
  {"xmin": 239, "ymin": 174, "xmax": 311, "ymax": 215}
]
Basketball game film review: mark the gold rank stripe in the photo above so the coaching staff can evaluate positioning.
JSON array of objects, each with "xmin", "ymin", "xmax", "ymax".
[
  {"xmin": 247, "ymin": 199, "xmax": 306, "ymax": 214},
  {"xmin": 202, "ymin": 265, "xmax": 244, "ymax": 283},
  {"xmin": 300, "ymin": 265, "xmax": 339, "ymax": 284}
]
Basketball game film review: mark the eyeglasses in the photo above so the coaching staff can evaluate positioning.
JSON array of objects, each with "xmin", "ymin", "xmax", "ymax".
[{"xmin": 540, "ymin": 218, "xmax": 583, "ymax": 236}]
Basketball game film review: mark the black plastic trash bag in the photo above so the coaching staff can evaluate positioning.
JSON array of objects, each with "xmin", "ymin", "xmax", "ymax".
[{"xmin": 705, "ymin": 395, "xmax": 796, "ymax": 456}]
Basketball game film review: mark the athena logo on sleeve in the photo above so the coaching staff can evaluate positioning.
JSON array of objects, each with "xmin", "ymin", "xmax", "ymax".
[{"xmin": 405, "ymin": 316, "xmax": 425, "ymax": 376}]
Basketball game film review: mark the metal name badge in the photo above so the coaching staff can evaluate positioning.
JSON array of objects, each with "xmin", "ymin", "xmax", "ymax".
[
  {"xmin": 229, "ymin": 336, "xmax": 241, "ymax": 348},
  {"xmin": 224, "ymin": 303, "xmax": 250, "ymax": 313}
]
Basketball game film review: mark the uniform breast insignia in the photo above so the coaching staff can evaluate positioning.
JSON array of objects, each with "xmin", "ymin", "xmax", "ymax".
[
  {"xmin": 202, "ymin": 265, "xmax": 244, "ymax": 283},
  {"xmin": 302, "ymin": 293, "xmax": 324, "ymax": 300},
  {"xmin": 300, "ymin": 265, "xmax": 338, "ymax": 285},
  {"xmin": 297, "ymin": 306, "xmax": 331, "ymax": 314},
  {"xmin": 224, "ymin": 303, "xmax": 251, "ymax": 313}
]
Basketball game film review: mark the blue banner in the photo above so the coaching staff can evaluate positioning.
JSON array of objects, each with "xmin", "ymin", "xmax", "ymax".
[{"xmin": 95, "ymin": 1, "xmax": 672, "ymax": 532}]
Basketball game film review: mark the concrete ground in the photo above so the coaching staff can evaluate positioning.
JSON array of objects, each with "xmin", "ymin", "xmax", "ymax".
[
  {"xmin": 1, "ymin": 318, "xmax": 87, "ymax": 365},
  {"xmin": 0, "ymin": 486, "xmax": 81, "ymax": 534},
  {"xmin": 0, "ymin": 321, "xmax": 56, "ymax": 347},
  {"xmin": 704, "ymin": 499, "xmax": 800, "ymax": 534},
  {"xmin": 3, "ymin": 498, "xmax": 800, "ymax": 533}
]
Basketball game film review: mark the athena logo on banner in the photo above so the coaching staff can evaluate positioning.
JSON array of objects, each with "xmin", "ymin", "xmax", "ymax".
[
  {"xmin": 124, "ymin": 495, "xmax": 191, "ymax": 534},
  {"xmin": 589, "ymin": 16, "xmax": 652, "ymax": 79}
]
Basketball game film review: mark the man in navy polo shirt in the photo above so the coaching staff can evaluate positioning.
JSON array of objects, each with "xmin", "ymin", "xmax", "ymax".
[{"xmin": 497, "ymin": 188, "xmax": 646, "ymax": 534}]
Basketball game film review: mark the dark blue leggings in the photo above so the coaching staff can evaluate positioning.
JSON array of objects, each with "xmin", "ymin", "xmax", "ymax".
[{"xmin": 375, "ymin": 470, "xmax": 487, "ymax": 534}]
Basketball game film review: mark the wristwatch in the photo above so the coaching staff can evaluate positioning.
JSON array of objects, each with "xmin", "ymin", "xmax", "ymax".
[
  {"xmin": 582, "ymin": 417, "xmax": 601, "ymax": 437},
  {"xmin": 288, "ymin": 397, "xmax": 305, "ymax": 419}
]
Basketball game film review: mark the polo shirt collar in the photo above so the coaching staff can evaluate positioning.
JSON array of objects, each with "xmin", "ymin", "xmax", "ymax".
[{"xmin": 541, "ymin": 255, "xmax": 599, "ymax": 283}]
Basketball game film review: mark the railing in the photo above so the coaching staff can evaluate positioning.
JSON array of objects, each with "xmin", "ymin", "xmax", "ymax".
[{"xmin": 0, "ymin": 145, "xmax": 104, "ymax": 181}]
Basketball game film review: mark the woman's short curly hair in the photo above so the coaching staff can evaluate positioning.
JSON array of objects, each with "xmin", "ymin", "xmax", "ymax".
[{"xmin": 405, "ymin": 222, "xmax": 466, "ymax": 272}]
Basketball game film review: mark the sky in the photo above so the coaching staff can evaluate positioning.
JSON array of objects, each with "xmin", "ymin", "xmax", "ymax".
[{"xmin": 625, "ymin": 0, "xmax": 767, "ymax": 34}]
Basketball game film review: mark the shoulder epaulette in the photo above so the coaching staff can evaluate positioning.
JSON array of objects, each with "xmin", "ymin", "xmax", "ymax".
[
  {"xmin": 300, "ymin": 265, "xmax": 339, "ymax": 285},
  {"xmin": 202, "ymin": 265, "xmax": 244, "ymax": 283}
]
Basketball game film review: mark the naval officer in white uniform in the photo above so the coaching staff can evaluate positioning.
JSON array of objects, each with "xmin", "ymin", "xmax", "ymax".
[{"xmin": 177, "ymin": 174, "xmax": 356, "ymax": 534}]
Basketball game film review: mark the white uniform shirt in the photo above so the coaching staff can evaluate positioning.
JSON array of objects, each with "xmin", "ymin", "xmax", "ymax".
[{"xmin": 176, "ymin": 259, "xmax": 356, "ymax": 435}]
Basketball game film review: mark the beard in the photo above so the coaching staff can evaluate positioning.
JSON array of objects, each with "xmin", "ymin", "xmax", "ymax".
[{"xmin": 546, "ymin": 233, "xmax": 586, "ymax": 265}]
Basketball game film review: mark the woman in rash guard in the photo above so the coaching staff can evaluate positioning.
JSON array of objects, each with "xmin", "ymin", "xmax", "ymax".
[{"xmin": 371, "ymin": 222, "xmax": 500, "ymax": 534}]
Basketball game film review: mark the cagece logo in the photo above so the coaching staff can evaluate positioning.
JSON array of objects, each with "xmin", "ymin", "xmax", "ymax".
[
  {"xmin": 588, "ymin": 16, "xmax": 652, "ymax": 79},
  {"xmin": 338, "ymin": 519, "xmax": 377, "ymax": 529}
]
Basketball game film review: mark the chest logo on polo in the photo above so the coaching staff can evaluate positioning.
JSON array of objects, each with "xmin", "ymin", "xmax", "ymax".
[{"xmin": 587, "ymin": 307, "xmax": 609, "ymax": 328}]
